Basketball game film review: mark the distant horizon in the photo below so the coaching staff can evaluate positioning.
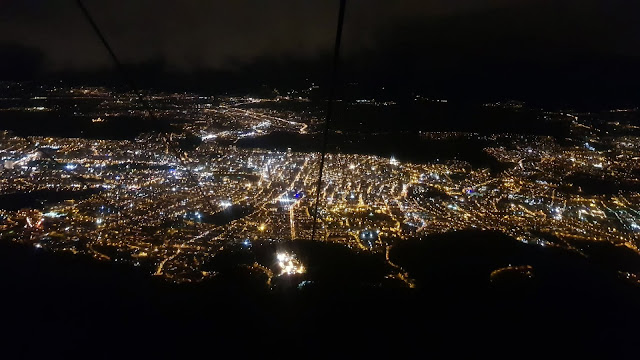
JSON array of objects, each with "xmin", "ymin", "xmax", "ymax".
[{"xmin": 3, "ymin": 76, "xmax": 639, "ymax": 113}]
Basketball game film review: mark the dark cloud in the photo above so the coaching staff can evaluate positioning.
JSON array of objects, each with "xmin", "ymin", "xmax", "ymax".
[
  {"xmin": 339, "ymin": 1, "xmax": 640, "ymax": 102},
  {"xmin": 3, "ymin": 0, "xmax": 637, "ymax": 70},
  {"xmin": 0, "ymin": 44, "xmax": 44, "ymax": 79},
  {"xmin": 1, "ymin": 0, "xmax": 639, "ymax": 106}
]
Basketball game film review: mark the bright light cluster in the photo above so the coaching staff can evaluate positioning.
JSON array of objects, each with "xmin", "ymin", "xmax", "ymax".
[{"xmin": 276, "ymin": 252, "xmax": 305, "ymax": 276}]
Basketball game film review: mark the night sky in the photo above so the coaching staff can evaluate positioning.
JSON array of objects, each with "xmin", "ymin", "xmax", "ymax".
[{"xmin": 2, "ymin": 0, "xmax": 640, "ymax": 106}]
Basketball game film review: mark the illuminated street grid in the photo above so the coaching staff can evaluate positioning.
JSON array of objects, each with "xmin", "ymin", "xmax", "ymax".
[{"xmin": 1, "ymin": 86, "xmax": 640, "ymax": 283}]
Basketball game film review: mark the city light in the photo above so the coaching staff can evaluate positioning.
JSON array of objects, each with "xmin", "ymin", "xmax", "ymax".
[
  {"xmin": 1, "ymin": 86, "xmax": 639, "ymax": 286},
  {"xmin": 276, "ymin": 251, "xmax": 305, "ymax": 275}
]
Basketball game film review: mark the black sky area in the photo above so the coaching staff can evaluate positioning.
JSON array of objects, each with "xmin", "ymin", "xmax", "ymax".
[{"xmin": 2, "ymin": 0, "xmax": 640, "ymax": 108}]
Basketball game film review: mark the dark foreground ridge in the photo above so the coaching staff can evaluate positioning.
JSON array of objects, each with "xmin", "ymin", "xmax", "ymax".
[{"xmin": 2, "ymin": 230, "xmax": 640, "ymax": 358}]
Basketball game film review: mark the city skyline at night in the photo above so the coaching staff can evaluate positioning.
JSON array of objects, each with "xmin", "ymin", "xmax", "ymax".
[
  {"xmin": 2, "ymin": 85, "xmax": 640, "ymax": 286},
  {"xmin": 3, "ymin": 0, "xmax": 640, "ymax": 358}
]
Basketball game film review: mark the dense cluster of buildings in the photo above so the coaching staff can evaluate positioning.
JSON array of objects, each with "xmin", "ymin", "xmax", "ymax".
[{"xmin": 1, "ymin": 86, "xmax": 639, "ymax": 283}]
